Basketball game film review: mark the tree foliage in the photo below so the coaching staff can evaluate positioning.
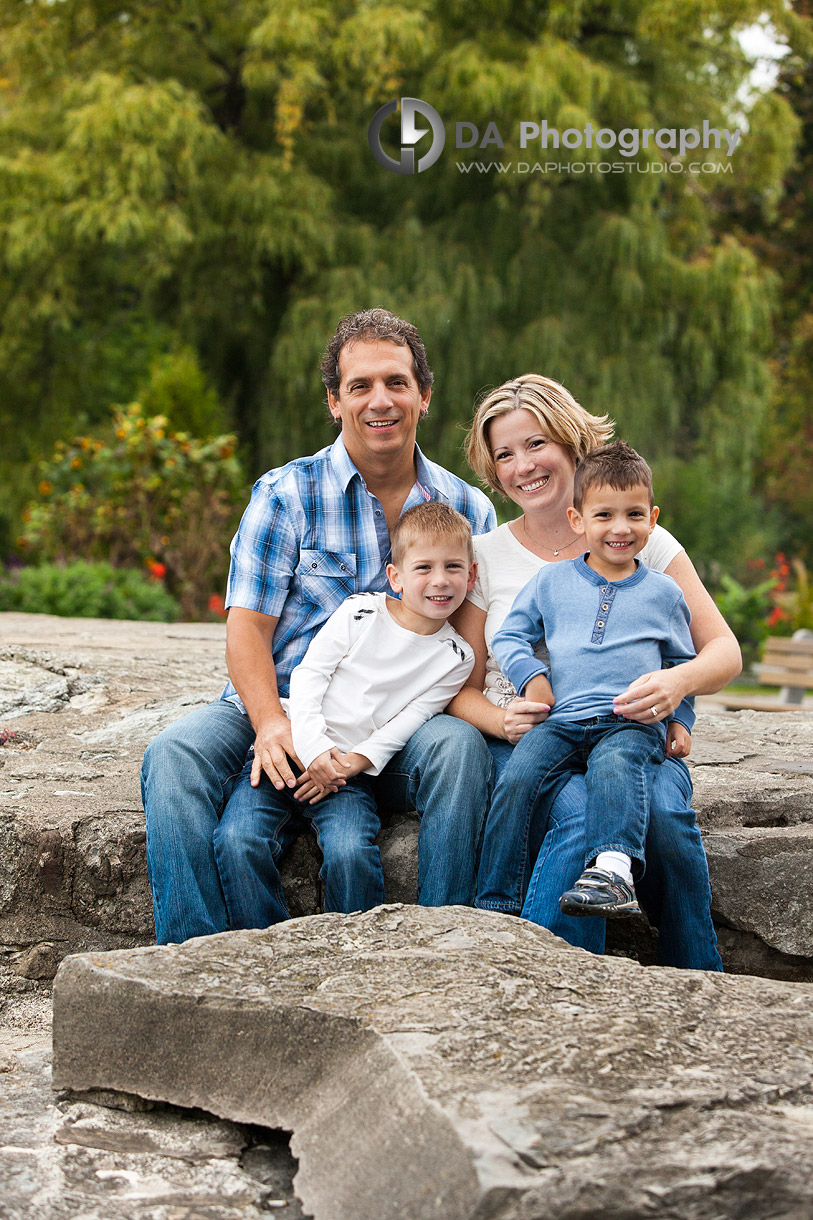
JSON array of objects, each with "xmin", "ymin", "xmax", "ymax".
[{"xmin": 0, "ymin": 0, "xmax": 809, "ymax": 577}]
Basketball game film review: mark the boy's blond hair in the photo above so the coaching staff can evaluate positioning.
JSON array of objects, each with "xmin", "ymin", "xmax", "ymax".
[{"xmin": 390, "ymin": 502, "xmax": 474, "ymax": 567}]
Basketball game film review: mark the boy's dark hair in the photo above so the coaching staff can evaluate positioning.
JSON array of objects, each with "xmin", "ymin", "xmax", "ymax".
[
  {"xmin": 573, "ymin": 440, "xmax": 654, "ymax": 512},
  {"xmin": 390, "ymin": 502, "xmax": 474, "ymax": 568},
  {"xmin": 321, "ymin": 308, "xmax": 434, "ymax": 397}
]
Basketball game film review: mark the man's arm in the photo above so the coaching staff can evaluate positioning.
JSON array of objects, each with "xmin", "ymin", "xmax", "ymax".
[{"xmin": 225, "ymin": 607, "xmax": 300, "ymax": 790}]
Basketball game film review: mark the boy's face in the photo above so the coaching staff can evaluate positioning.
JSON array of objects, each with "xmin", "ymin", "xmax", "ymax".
[
  {"xmin": 387, "ymin": 540, "xmax": 476, "ymax": 626},
  {"xmin": 567, "ymin": 484, "xmax": 659, "ymax": 572}
]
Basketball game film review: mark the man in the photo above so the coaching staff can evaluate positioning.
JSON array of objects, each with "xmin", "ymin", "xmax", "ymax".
[{"xmin": 141, "ymin": 308, "xmax": 496, "ymax": 943}]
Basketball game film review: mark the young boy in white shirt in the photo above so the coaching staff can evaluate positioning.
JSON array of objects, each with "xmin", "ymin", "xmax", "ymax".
[{"xmin": 213, "ymin": 502, "xmax": 477, "ymax": 927}]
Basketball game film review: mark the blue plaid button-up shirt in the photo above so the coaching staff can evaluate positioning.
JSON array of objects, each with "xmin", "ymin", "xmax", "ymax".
[{"xmin": 222, "ymin": 434, "xmax": 496, "ymax": 706}]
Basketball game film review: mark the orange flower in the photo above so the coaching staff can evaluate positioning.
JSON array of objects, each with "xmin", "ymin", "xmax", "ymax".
[
  {"xmin": 146, "ymin": 559, "xmax": 167, "ymax": 580},
  {"xmin": 38, "ymin": 480, "xmax": 53, "ymax": 496}
]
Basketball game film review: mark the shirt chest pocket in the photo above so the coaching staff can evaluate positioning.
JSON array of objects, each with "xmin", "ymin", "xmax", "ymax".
[{"xmin": 295, "ymin": 550, "xmax": 357, "ymax": 610}]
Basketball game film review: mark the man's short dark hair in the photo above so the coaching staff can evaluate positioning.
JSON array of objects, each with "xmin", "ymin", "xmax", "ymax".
[
  {"xmin": 321, "ymin": 308, "xmax": 434, "ymax": 397},
  {"xmin": 573, "ymin": 440, "xmax": 654, "ymax": 512}
]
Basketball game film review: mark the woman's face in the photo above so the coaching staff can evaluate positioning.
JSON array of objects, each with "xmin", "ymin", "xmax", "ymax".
[{"xmin": 488, "ymin": 408, "xmax": 577, "ymax": 514}]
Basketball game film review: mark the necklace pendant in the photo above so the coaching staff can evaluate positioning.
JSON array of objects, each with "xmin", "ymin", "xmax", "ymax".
[{"xmin": 553, "ymin": 549, "xmax": 559, "ymax": 556}]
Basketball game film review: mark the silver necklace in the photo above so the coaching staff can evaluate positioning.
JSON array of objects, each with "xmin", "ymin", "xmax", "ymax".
[{"xmin": 522, "ymin": 515, "xmax": 582, "ymax": 557}]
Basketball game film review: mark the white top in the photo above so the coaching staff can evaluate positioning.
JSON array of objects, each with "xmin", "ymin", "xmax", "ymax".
[
  {"xmin": 469, "ymin": 522, "xmax": 684, "ymax": 707},
  {"xmin": 286, "ymin": 592, "xmax": 475, "ymax": 776}
]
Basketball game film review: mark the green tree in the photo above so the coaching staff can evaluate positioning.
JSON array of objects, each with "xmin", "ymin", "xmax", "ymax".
[{"xmin": 0, "ymin": 0, "xmax": 808, "ymax": 575}]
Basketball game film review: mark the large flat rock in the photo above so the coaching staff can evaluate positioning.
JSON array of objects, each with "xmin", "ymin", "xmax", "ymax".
[
  {"xmin": 52, "ymin": 905, "xmax": 813, "ymax": 1220},
  {"xmin": 2, "ymin": 612, "xmax": 813, "ymax": 979}
]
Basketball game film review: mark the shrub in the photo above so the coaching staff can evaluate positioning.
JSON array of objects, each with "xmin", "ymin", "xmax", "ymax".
[
  {"xmin": 714, "ymin": 573, "xmax": 776, "ymax": 670},
  {"xmin": 0, "ymin": 561, "xmax": 181, "ymax": 621},
  {"xmin": 767, "ymin": 555, "xmax": 813, "ymax": 635},
  {"xmin": 19, "ymin": 404, "xmax": 247, "ymax": 618}
]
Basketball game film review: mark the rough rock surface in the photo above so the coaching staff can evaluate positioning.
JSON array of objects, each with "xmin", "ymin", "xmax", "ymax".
[
  {"xmin": 0, "ymin": 971, "xmax": 311, "ymax": 1219},
  {"xmin": 52, "ymin": 905, "xmax": 813, "ymax": 1220},
  {"xmin": 2, "ymin": 611, "xmax": 813, "ymax": 980}
]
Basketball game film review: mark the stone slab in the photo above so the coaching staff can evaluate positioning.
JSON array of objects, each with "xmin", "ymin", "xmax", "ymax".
[
  {"xmin": 3, "ymin": 612, "xmax": 813, "ymax": 980},
  {"xmin": 52, "ymin": 905, "xmax": 813, "ymax": 1220}
]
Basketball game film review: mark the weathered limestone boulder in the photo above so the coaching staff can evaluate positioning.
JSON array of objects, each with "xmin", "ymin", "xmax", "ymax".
[
  {"xmin": 52, "ymin": 905, "xmax": 813, "ymax": 1220},
  {"xmin": 0, "ymin": 1006, "xmax": 311, "ymax": 1220},
  {"xmin": 2, "ymin": 611, "xmax": 813, "ymax": 980}
]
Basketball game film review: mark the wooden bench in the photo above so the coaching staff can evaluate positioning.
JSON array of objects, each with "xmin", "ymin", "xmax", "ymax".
[{"xmin": 706, "ymin": 634, "xmax": 813, "ymax": 712}]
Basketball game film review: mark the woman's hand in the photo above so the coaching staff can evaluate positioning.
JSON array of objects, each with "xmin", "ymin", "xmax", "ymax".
[
  {"xmin": 503, "ymin": 697, "xmax": 550, "ymax": 744},
  {"xmin": 612, "ymin": 668, "xmax": 688, "ymax": 723}
]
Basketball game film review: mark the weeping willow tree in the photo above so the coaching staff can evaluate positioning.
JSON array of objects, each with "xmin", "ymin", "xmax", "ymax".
[{"xmin": 0, "ymin": 0, "xmax": 808, "ymax": 573}]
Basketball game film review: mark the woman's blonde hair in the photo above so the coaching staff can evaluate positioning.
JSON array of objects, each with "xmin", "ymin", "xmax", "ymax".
[{"xmin": 465, "ymin": 374, "xmax": 614, "ymax": 495}]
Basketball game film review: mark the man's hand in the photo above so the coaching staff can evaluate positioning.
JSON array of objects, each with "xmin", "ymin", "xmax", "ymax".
[
  {"xmin": 250, "ymin": 714, "xmax": 302, "ymax": 790},
  {"xmin": 665, "ymin": 721, "xmax": 692, "ymax": 759}
]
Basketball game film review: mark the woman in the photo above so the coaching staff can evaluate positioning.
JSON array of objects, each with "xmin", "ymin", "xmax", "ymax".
[{"xmin": 448, "ymin": 375, "xmax": 740, "ymax": 969}]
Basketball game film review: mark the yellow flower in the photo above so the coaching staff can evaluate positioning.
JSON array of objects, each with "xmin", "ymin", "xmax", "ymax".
[
  {"xmin": 38, "ymin": 480, "xmax": 53, "ymax": 496},
  {"xmin": 71, "ymin": 457, "xmax": 82, "ymax": 470}
]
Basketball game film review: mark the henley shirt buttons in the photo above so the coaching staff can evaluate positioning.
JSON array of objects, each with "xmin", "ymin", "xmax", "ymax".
[
  {"xmin": 602, "ymin": 603, "xmax": 609, "ymax": 611},
  {"xmin": 597, "ymin": 620, "xmax": 605, "ymax": 628}
]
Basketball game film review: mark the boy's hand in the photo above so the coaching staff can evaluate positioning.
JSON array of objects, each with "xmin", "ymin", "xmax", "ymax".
[
  {"xmin": 293, "ymin": 775, "xmax": 334, "ymax": 806},
  {"xmin": 523, "ymin": 675, "xmax": 554, "ymax": 713},
  {"xmin": 308, "ymin": 748, "xmax": 353, "ymax": 788},
  {"xmin": 308, "ymin": 749, "xmax": 372, "ymax": 788},
  {"xmin": 665, "ymin": 721, "xmax": 692, "ymax": 759},
  {"xmin": 340, "ymin": 752, "xmax": 372, "ymax": 777}
]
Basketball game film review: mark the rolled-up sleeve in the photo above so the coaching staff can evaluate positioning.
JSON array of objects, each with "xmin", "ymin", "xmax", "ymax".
[{"xmin": 226, "ymin": 482, "xmax": 299, "ymax": 617}]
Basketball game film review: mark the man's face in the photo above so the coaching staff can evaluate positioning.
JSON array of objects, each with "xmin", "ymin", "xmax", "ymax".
[{"xmin": 328, "ymin": 340, "xmax": 430, "ymax": 468}]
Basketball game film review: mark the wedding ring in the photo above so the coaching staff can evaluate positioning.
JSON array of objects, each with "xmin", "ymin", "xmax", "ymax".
[{"xmin": 650, "ymin": 705, "xmax": 659, "ymax": 717}]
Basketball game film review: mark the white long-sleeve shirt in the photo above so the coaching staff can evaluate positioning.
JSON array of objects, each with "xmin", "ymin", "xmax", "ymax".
[{"xmin": 286, "ymin": 592, "xmax": 474, "ymax": 776}]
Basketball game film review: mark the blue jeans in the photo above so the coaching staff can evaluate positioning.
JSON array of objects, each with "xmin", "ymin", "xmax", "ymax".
[
  {"xmin": 481, "ymin": 734, "xmax": 722, "ymax": 971},
  {"xmin": 214, "ymin": 761, "xmax": 384, "ymax": 926},
  {"xmin": 142, "ymin": 703, "xmax": 492, "ymax": 944},
  {"xmin": 477, "ymin": 716, "xmax": 664, "ymax": 907}
]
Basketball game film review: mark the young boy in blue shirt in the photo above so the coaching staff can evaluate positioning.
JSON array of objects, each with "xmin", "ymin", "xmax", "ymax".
[{"xmin": 487, "ymin": 441, "xmax": 696, "ymax": 918}]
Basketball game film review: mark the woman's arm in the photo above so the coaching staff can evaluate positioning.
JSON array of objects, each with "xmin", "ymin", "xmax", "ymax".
[
  {"xmin": 613, "ymin": 550, "xmax": 742, "ymax": 722},
  {"xmin": 446, "ymin": 599, "xmax": 549, "ymax": 743}
]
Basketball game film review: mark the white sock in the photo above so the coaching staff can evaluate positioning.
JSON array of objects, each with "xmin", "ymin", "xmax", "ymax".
[{"xmin": 594, "ymin": 851, "xmax": 633, "ymax": 884}]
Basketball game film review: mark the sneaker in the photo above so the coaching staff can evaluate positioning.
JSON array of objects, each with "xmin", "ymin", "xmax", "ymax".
[{"xmin": 558, "ymin": 867, "xmax": 642, "ymax": 919}]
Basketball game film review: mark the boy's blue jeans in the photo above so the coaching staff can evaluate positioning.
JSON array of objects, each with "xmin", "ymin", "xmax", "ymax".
[
  {"xmin": 480, "ymin": 731, "xmax": 722, "ymax": 971},
  {"xmin": 477, "ymin": 714, "xmax": 664, "ymax": 907},
  {"xmin": 141, "ymin": 701, "xmax": 492, "ymax": 944},
  {"xmin": 213, "ymin": 759, "xmax": 384, "ymax": 926}
]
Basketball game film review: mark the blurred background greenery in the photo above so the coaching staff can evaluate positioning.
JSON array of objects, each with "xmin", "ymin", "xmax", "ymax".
[{"xmin": 0, "ymin": 0, "xmax": 811, "ymax": 647}]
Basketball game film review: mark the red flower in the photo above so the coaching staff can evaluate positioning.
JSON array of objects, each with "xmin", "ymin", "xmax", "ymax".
[
  {"xmin": 208, "ymin": 593, "xmax": 227, "ymax": 618},
  {"xmin": 767, "ymin": 607, "xmax": 786, "ymax": 628},
  {"xmin": 146, "ymin": 559, "xmax": 167, "ymax": 580}
]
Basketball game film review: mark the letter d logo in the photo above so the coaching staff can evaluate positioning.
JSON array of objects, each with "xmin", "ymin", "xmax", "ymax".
[{"xmin": 368, "ymin": 98, "xmax": 446, "ymax": 174}]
